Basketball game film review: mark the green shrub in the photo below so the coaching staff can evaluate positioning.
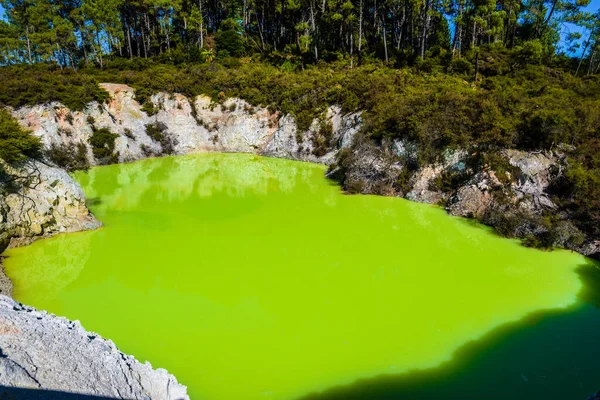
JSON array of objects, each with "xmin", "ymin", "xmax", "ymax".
[
  {"xmin": 89, "ymin": 128, "xmax": 119, "ymax": 163},
  {"xmin": 514, "ymin": 40, "xmax": 544, "ymax": 67},
  {"xmin": 450, "ymin": 57, "xmax": 474, "ymax": 76},
  {"xmin": 141, "ymin": 101, "xmax": 158, "ymax": 116},
  {"xmin": 215, "ymin": 19, "xmax": 245, "ymax": 58},
  {"xmin": 0, "ymin": 64, "xmax": 108, "ymax": 110},
  {"xmin": 45, "ymin": 142, "xmax": 89, "ymax": 172},
  {"xmin": 145, "ymin": 122, "xmax": 176, "ymax": 155},
  {"xmin": 0, "ymin": 109, "xmax": 41, "ymax": 165},
  {"xmin": 312, "ymin": 120, "xmax": 334, "ymax": 157}
]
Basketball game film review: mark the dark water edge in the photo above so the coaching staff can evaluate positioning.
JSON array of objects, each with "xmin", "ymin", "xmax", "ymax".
[
  {"xmin": 0, "ymin": 387, "xmax": 123, "ymax": 400},
  {"xmin": 300, "ymin": 259, "xmax": 600, "ymax": 400}
]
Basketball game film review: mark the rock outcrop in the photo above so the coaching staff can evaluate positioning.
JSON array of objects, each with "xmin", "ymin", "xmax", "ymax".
[
  {"xmin": 0, "ymin": 160, "xmax": 101, "ymax": 296},
  {"xmin": 0, "ymin": 295, "xmax": 189, "ymax": 399},
  {"xmin": 0, "ymin": 161, "xmax": 100, "ymax": 249},
  {"xmin": 12, "ymin": 84, "xmax": 361, "ymax": 167}
]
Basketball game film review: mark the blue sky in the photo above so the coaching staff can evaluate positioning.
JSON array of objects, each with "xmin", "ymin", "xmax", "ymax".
[
  {"xmin": 0, "ymin": 1, "xmax": 599, "ymax": 55},
  {"xmin": 560, "ymin": 0, "xmax": 600, "ymax": 54}
]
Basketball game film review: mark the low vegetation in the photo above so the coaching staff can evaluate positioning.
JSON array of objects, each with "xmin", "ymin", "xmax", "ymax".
[
  {"xmin": 88, "ymin": 127, "xmax": 119, "ymax": 164},
  {"xmin": 45, "ymin": 142, "xmax": 90, "ymax": 172},
  {"xmin": 145, "ymin": 122, "xmax": 176, "ymax": 155},
  {"xmin": 0, "ymin": 109, "xmax": 42, "ymax": 200},
  {"xmin": 0, "ymin": 109, "xmax": 41, "ymax": 166}
]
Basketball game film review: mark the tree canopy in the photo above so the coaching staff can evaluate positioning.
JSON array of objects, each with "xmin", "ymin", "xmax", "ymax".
[{"xmin": 0, "ymin": 0, "xmax": 598, "ymax": 70}]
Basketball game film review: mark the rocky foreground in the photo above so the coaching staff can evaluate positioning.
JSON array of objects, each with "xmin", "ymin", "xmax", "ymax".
[{"xmin": 0, "ymin": 295, "xmax": 188, "ymax": 399}]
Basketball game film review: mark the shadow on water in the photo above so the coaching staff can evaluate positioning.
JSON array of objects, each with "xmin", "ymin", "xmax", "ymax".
[
  {"xmin": 0, "ymin": 386, "xmax": 126, "ymax": 400},
  {"xmin": 299, "ymin": 258, "xmax": 600, "ymax": 400},
  {"xmin": 85, "ymin": 197, "xmax": 102, "ymax": 208}
]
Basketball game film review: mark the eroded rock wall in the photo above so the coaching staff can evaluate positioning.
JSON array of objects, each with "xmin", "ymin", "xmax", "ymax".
[
  {"xmin": 0, "ymin": 161, "xmax": 100, "ymax": 249},
  {"xmin": 13, "ymin": 84, "xmax": 362, "ymax": 166}
]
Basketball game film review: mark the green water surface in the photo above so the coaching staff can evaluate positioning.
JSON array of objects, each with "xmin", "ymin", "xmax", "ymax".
[{"xmin": 4, "ymin": 153, "xmax": 598, "ymax": 399}]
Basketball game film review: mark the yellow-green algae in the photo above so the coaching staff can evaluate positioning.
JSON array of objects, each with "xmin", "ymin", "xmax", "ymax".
[{"xmin": 4, "ymin": 153, "xmax": 587, "ymax": 400}]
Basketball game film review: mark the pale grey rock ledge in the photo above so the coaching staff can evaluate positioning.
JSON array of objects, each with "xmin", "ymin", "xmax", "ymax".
[{"xmin": 0, "ymin": 296, "xmax": 189, "ymax": 400}]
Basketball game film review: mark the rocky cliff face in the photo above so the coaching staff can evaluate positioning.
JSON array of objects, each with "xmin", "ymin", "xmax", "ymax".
[
  {"xmin": 13, "ymin": 83, "xmax": 361, "ymax": 167},
  {"xmin": 0, "ymin": 295, "xmax": 188, "ymax": 399}
]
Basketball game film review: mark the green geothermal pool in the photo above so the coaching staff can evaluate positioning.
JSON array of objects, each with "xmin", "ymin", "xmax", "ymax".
[{"xmin": 4, "ymin": 153, "xmax": 599, "ymax": 399}]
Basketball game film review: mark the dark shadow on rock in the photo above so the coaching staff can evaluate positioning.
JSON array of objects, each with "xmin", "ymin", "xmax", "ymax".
[
  {"xmin": 0, "ymin": 386, "xmax": 128, "ymax": 399},
  {"xmin": 298, "ymin": 258, "xmax": 600, "ymax": 400}
]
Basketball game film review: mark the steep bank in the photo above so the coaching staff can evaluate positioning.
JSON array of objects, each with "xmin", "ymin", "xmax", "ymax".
[
  {"xmin": 13, "ymin": 83, "xmax": 360, "ymax": 166},
  {"xmin": 8, "ymin": 83, "xmax": 599, "ymax": 258},
  {"xmin": 0, "ymin": 295, "xmax": 188, "ymax": 399}
]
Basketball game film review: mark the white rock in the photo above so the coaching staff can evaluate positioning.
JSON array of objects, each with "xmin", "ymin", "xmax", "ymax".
[{"xmin": 0, "ymin": 295, "xmax": 189, "ymax": 399}]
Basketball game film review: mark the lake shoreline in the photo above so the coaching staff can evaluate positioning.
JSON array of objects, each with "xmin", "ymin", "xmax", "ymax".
[
  {"xmin": 4, "ymin": 83, "xmax": 599, "ymax": 263},
  {"xmin": 5, "ymin": 152, "xmax": 597, "ymax": 399}
]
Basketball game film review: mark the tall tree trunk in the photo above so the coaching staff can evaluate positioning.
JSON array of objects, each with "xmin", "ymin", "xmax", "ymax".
[
  {"xmin": 310, "ymin": 0, "xmax": 318, "ymax": 59},
  {"xmin": 420, "ymin": 0, "xmax": 431, "ymax": 59},
  {"xmin": 350, "ymin": 27, "xmax": 354, "ymax": 68},
  {"xmin": 25, "ymin": 26, "xmax": 33, "ymax": 64},
  {"xmin": 587, "ymin": 50, "xmax": 596, "ymax": 76},
  {"xmin": 126, "ymin": 21, "xmax": 133, "ymax": 59},
  {"xmin": 542, "ymin": 0, "xmax": 559, "ymax": 32},
  {"xmin": 77, "ymin": 24, "xmax": 89, "ymax": 64},
  {"xmin": 576, "ymin": 33, "xmax": 592, "ymax": 76},
  {"xmin": 504, "ymin": 0, "xmax": 513, "ymax": 46},
  {"xmin": 382, "ymin": 18, "xmax": 388, "ymax": 62},
  {"xmin": 255, "ymin": 9, "xmax": 265, "ymax": 51},
  {"xmin": 358, "ymin": 0, "xmax": 363, "ymax": 53},
  {"xmin": 475, "ymin": 50, "xmax": 480, "ymax": 82},
  {"xmin": 142, "ymin": 28, "xmax": 148, "ymax": 57},
  {"xmin": 397, "ymin": 0, "xmax": 406, "ymax": 50}
]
